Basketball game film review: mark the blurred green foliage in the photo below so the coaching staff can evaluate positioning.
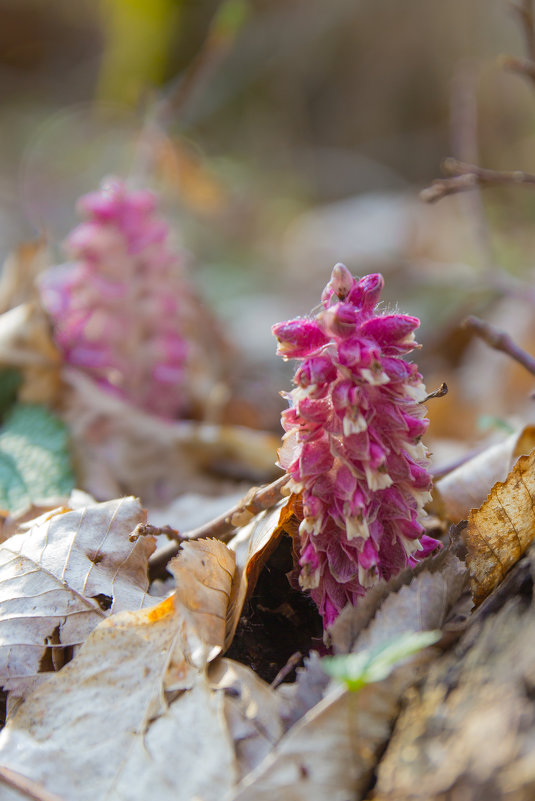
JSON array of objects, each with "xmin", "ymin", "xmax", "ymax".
[{"xmin": 0, "ymin": 404, "xmax": 74, "ymax": 513}]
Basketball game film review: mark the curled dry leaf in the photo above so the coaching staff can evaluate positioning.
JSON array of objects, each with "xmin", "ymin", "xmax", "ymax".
[
  {"xmin": 0, "ymin": 538, "xmax": 240, "ymax": 801},
  {"xmin": 0, "ymin": 496, "xmax": 155, "ymax": 695},
  {"xmin": 433, "ymin": 425, "xmax": 535, "ymax": 522},
  {"xmin": 226, "ymin": 498, "xmax": 297, "ymax": 648},
  {"xmin": 463, "ymin": 448, "xmax": 535, "ymax": 606},
  {"xmin": 63, "ymin": 369, "xmax": 279, "ymax": 503}
]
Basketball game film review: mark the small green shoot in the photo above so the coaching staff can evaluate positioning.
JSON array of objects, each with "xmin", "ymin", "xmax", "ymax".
[{"xmin": 322, "ymin": 630, "xmax": 441, "ymax": 692}]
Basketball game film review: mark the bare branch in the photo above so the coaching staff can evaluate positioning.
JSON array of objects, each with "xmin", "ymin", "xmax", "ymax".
[
  {"xmin": 463, "ymin": 315, "xmax": 535, "ymax": 377},
  {"xmin": 148, "ymin": 473, "xmax": 289, "ymax": 575},
  {"xmin": 509, "ymin": 0, "xmax": 535, "ymax": 65},
  {"xmin": 421, "ymin": 159, "xmax": 535, "ymax": 203}
]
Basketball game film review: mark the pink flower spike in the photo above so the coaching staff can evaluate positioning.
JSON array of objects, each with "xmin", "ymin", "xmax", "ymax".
[
  {"xmin": 274, "ymin": 264, "xmax": 438, "ymax": 627},
  {"xmin": 38, "ymin": 177, "xmax": 209, "ymax": 419}
]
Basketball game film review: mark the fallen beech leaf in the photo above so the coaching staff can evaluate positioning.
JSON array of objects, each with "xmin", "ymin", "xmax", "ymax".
[
  {"xmin": 330, "ymin": 548, "xmax": 467, "ymax": 655},
  {"xmin": 63, "ymin": 369, "xmax": 279, "ymax": 503},
  {"xmin": 208, "ymin": 658, "xmax": 284, "ymax": 778},
  {"xmin": 351, "ymin": 551, "xmax": 467, "ymax": 656},
  {"xmin": 0, "ymin": 496, "xmax": 155, "ymax": 695},
  {"xmin": 463, "ymin": 448, "xmax": 535, "ymax": 606},
  {"xmin": 170, "ymin": 538, "xmax": 236, "ymax": 667},
  {"xmin": 434, "ymin": 425, "xmax": 535, "ymax": 522},
  {"xmin": 229, "ymin": 681, "xmax": 399, "ymax": 801},
  {"xmin": 0, "ymin": 539, "xmax": 238, "ymax": 801}
]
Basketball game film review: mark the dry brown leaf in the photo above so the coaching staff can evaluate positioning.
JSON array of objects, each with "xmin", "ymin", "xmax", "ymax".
[
  {"xmin": 63, "ymin": 369, "xmax": 279, "ymax": 503},
  {"xmin": 0, "ymin": 538, "xmax": 239, "ymax": 801},
  {"xmin": 0, "ymin": 240, "xmax": 49, "ymax": 313},
  {"xmin": 0, "ymin": 303, "xmax": 62, "ymax": 405},
  {"xmin": 229, "ymin": 681, "xmax": 399, "ymax": 801},
  {"xmin": 0, "ymin": 496, "xmax": 155, "ymax": 695},
  {"xmin": 463, "ymin": 448, "xmax": 535, "ymax": 606},
  {"xmin": 434, "ymin": 425, "xmax": 535, "ymax": 522}
]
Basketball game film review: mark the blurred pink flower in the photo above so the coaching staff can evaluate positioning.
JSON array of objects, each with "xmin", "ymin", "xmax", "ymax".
[
  {"xmin": 273, "ymin": 263, "xmax": 440, "ymax": 626},
  {"xmin": 40, "ymin": 179, "xmax": 207, "ymax": 419}
]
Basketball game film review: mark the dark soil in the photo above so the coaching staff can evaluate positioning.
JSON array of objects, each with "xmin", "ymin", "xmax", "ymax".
[{"xmin": 225, "ymin": 534, "xmax": 324, "ymax": 684}]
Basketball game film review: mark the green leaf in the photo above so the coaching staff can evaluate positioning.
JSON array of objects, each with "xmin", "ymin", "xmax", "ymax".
[
  {"xmin": 322, "ymin": 630, "xmax": 441, "ymax": 692},
  {"xmin": 0, "ymin": 368, "xmax": 22, "ymax": 420},
  {"xmin": 0, "ymin": 404, "xmax": 74, "ymax": 513}
]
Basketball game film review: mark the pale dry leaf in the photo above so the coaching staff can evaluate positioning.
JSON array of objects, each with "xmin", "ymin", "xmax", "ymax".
[
  {"xmin": 228, "ymin": 680, "xmax": 399, "ymax": 801},
  {"xmin": 63, "ymin": 369, "xmax": 279, "ymax": 503},
  {"xmin": 463, "ymin": 448, "xmax": 535, "ymax": 606},
  {"xmin": 0, "ymin": 538, "xmax": 239, "ymax": 801},
  {"xmin": 0, "ymin": 489, "xmax": 95, "ymax": 544},
  {"xmin": 351, "ymin": 551, "xmax": 467, "ymax": 656},
  {"xmin": 434, "ymin": 425, "xmax": 535, "ymax": 522},
  {"xmin": 170, "ymin": 538, "xmax": 236, "ymax": 668},
  {"xmin": 330, "ymin": 547, "xmax": 467, "ymax": 655},
  {"xmin": 276, "ymin": 651, "xmax": 329, "ymax": 730},
  {"xmin": 0, "ymin": 496, "xmax": 155, "ymax": 695},
  {"xmin": 208, "ymin": 658, "xmax": 284, "ymax": 779}
]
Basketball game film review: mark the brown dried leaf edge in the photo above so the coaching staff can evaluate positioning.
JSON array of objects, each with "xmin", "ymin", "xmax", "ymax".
[{"xmin": 463, "ymin": 448, "xmax": 535, "ymax": 606}]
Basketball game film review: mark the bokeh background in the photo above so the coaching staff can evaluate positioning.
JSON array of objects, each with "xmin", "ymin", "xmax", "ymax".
[{"xmin": 2, "ymin": 0, "xmax": 535, "ymax": 452}]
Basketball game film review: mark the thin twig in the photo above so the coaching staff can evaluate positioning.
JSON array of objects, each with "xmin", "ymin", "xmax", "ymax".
[
  {"xmin": 463, "ymin": 315, "xmax": 535, "ymax": 376},
  {"xmin": 0, "ymin": 766, "xmax": 66, "ymax": 801},
  {"xmin": 130, "ymin": 522, "xmax": 181, "ymax": 543},
  {"xmin": 511, "ymin": 0, "xmax": 535, "ymax": 61},
  {"xmin": 270, "ymin": 651, "xmax": 303, "ymax": 688},
  {"xmin": 501, "ymin": 53, "xmax": 535, "ymax": 84},
  {"xmin": 422, "ymin": 383, "xmax": 448, "ymax": 403},
  {"xmin": 149, "ymin": 473, "xmax": 289, "ymax": 575},
  {"xmin": 421, "ymin": 158, "xmax": 535, "ymax": 203},
  {"xmin": 505, "ymin": 0, "xmax": 535, "ymax": 84}
]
